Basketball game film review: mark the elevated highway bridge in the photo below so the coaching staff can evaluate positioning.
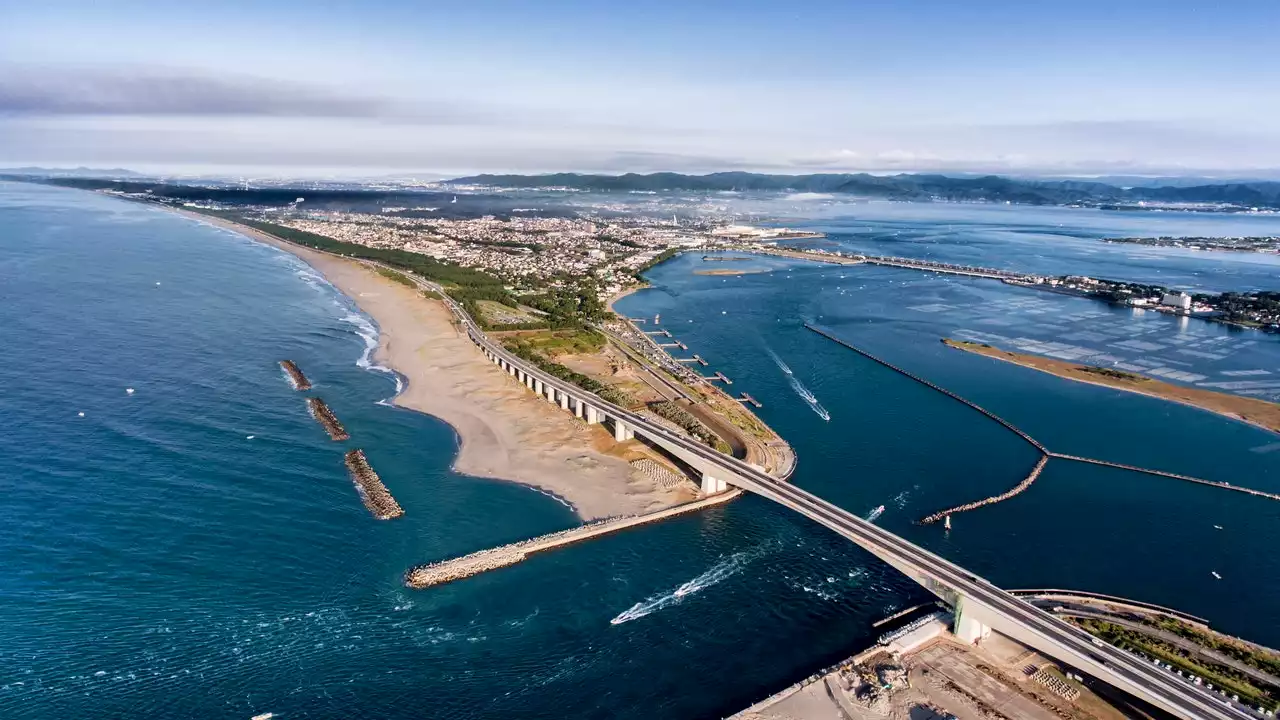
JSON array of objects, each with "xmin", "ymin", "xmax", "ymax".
[{"xmin": 388, "ymin": 263, "xmax": 1250, "ymax": 720}]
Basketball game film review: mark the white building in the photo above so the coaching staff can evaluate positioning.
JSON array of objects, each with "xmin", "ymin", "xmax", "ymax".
[{"xmin": 1160, "ymin": 292, "xmax": 1192, "ymax": 310}]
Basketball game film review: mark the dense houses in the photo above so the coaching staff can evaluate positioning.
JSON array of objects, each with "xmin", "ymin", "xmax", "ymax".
[{"xmin": 272, "ymin": 212, "xmax": 720, "ymax": 299}]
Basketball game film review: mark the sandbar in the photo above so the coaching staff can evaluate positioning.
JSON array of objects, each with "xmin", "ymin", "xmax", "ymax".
[
  {"xmin": 944, "ymin": 338, "xmax": 1280, "ymax": 435},
  {"xmin": 183, "ymin": 210, "xmax": 687, "ymax": 519}
]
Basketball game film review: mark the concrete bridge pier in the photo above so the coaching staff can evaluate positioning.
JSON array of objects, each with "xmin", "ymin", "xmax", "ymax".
[
  {"xmin": 574, "ymin": 397, "xmax": 585, "ymax": 419},
  {"xmin": 585, "ymin": 405, "xmax": 601, "ymax": 424},
  {"xmin": 559, "ymin": 392, "xmax": 570, "ymax": 411},
  {"xmin": 700, "ymin": 473, "xmax": 729, "ymax": 494},
  {"xmin": 613, "ymin": 418, "xmax": 635, "ymax": 442},
  {"xmin": 955, "ymin": 599, "xmax": 994, "ymax": 644}
]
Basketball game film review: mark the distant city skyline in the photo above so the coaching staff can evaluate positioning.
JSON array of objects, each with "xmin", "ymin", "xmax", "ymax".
[{"xmin": 2, "ymin": 0, "xmax": 1279, "ymax": 177}]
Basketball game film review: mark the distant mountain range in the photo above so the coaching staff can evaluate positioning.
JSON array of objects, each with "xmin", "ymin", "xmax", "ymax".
[
  {"xmin": 450, "ymin": 172, "xmax": 1280, "ymax": 209},
  {"xmin": 0, "ymin": 166, "xmax": 145, "ymax": 178}
]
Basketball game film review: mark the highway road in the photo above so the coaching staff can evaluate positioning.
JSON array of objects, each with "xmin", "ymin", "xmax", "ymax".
[{"xmin": 376, "ymin": 259, "xmax": 1252, "ymax": 720}]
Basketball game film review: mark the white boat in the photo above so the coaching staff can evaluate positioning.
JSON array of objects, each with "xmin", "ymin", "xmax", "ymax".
[{"xmin": 1211, "ymin": 571, "xmax": 1222, "ymax": 580}]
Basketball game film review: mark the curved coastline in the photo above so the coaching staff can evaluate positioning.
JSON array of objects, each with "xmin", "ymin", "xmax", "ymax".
[{"xmin": 168, "ymin": 208, "xmax": 682, "ymax": 520}]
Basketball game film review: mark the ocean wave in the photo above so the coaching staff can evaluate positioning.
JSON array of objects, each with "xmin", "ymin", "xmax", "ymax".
[
  {"xmin": 524, "ymin": 485, "xmax": 574, "ymax": 510},
  {"xmin": 338, "ymin": 312, "xmax": 403, "ymax": 399},
  {"xmin": 610, "ymin": 551, "xmax": 753, "ymax": 625}
]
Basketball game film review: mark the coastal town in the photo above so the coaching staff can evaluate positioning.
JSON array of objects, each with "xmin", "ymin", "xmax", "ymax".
[{"xmin": 256, "ymin": 209, "xmax": 1279, "ymax": 332}]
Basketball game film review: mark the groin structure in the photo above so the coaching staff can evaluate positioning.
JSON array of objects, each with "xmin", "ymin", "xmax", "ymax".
[
  {"xmin": 344, "ymin": 449, "xmax": 404, "ymax": 520},
  {"xmin": 279, "ymin": 360, "xmax": 311, "ymax": 390},
  {"xmin": 1048, "ymin": 453, "xmax": 1280, "ymax": 501},
  {"xmin": 405, "ymin": 489, "xmax": 741, "ymax": 589},
  {"xmin": 804, "ymin": 324, "xmax": 1045, "ymax": 453},
  {"xmin": 920, "ymin": 455, "xmax": 1049, "ymax": 524},
  {"xmin": 306, "ymin": 397, "xmax": 349, "ymax": 441},
  {"xmin": 805, "ymin": 324, "xmax": 1280, "ymax": 523}
]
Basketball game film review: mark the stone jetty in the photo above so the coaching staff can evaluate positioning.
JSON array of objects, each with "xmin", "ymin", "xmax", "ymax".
[
  {"xmin": 405, "ymin": 490, "xmax": 741, "ymax": 589},
  {"xmin": 920, "ymin": 454, "xmax": 1049, "ymax": 524},
  {"xmin": 279, "ymin": 360, "xmax": 311, "ymax": 391},
  {"xmin": 808, "ymin": 322, "xmax": 1280, "ymax": 517},
  {"xmin": 804, "ymin": 324, "xmax": 1045, "ymax": 452},
  {"xmin": 343, "ymin": 449, "xmax": 404, "ymax": 520},
  {"xmin": 306, "ymin": 397, "xmax": 349, "ymax": 441},
  {"xmin": 1049, "ymin": 453, "xmax": 1280, "ymax": 502}
]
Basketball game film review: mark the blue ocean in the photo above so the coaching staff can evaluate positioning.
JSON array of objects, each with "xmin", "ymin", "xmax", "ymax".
[{"xmin": 2, "ymin": 182, "xmax": 1278, "ymax": 719}]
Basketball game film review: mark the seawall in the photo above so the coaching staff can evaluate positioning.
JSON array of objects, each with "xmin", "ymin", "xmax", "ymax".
[{"xmin": 405, "ymin": 489, "xmax": 742, "ymax": 589}]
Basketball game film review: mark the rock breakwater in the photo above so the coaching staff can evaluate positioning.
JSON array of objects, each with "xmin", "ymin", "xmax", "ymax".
[
  {"xmin": 306, "ymin": 397, "xmax": 349, "ymax": 441},
  {"xmin": 344, "ymin": 449, "xmax": 404, "ymax": 520},
  {"xmin": 279, "ymin": 360, "xmax": 311, "ymax": 390}
]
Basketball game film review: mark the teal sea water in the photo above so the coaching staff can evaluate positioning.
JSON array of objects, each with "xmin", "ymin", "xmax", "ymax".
[{"xmin": 2, "ymin": 182, "xmax": 1278, "ymax": 719}]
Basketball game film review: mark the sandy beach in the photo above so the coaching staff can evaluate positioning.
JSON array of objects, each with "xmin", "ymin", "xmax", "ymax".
[{"xmin": 184, "ymin": 210, "xmax": 687, "ymax": 519}]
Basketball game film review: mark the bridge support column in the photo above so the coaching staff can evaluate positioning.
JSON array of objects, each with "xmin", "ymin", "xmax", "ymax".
[
  {"xmin": 574, "ymin": 398, "xmax": 585, "ymax": 419},
  {"xmin": 559, "ymin": 392, "xmax": 570, "ymax": 411},
  {"xmin": 585, "ymin": 405, "xmax": 601, "ymax": 424},
  {"xmin": 526, "ymin": 374, "xmax": 535, "ymax": 390},
  {"xmin": 700, "ymin": 473, "xmax": 728, "ymax": 494},
  {"xmin": 954, "ymin": 600, "xmax": 993, "ymax": 644},
  {"xmin": 613, "ymin": 419, "xmax": 634, "ymax": 442},
  {"xmin": 533, "ymin": 379, "xmax": 543, "ymax": 394},
  {"xmin": 546, "ymin": 385, "xmax": 556, "ymax": 403}
]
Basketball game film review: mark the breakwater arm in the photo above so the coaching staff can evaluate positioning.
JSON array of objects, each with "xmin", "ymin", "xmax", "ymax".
[
  {"xmin": 405, "ymin": 490, "xmax": 741, "ymax": 589},
  {"xmin": 344, "ymin": 450, "xmax": 404, "ymax": 520},
  {"xmin": 1048, "ymin": 453, "xmax": 1280, "ymax": 502},
  {"xmin": 803, "ymin": 324, "xmax": 1046, "ymax": 453},
  {"xmin": 279, "ymin": 360, "xmax": 311, "ymax": 390},
  {"xmin": 306, "ymin": 397, "xmax": 349, "ymax": 441},
  {"xmin": 920, "ymin": 455, "xmax": 1048, "ymax": 524}
]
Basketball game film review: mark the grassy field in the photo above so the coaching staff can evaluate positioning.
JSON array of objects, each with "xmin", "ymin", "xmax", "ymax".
[{"xmin": 502, "ymin": 328, "xmax": 607, "ymax": 357}]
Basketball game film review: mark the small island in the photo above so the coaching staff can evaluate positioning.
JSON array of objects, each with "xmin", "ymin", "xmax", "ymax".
[{"xmin": 942, "ymin": 339, "xmax": 1280, "ymax": 434}]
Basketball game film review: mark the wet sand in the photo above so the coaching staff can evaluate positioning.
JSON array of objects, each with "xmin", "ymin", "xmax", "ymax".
[{"xmin": 183, "ymin": 210, "xmax": 686, "ymax": 519}]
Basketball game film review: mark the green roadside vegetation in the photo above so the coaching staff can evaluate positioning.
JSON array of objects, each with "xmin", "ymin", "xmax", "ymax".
[
  {"xmin": 1143, "ymin": 617, "xmax": 1280, "ymax": 680},
  {"xmin": 225, "ymin": 216, "xmax": 617, "ymax": 333},
  {"xmin": 502, "ymin": 337, "xmax": 639, "ymax": 410},
  {"xmin": 650, "ymin": 401, "xmax": 731, "ymax": 453},
  {"xmin": 1075, "ymin": 619, "xmax": 1278, "ymax": 712},
  {"xmin": 376, "ymin": 267, "xmax": 416, "ymax": 287},
  {"xmin": 236, "ymin": 218, "xmax": 513, "ymax": 297},
  {"xmin": 502, "ymin": 328, "xmax": 607, "ymax": 357}
]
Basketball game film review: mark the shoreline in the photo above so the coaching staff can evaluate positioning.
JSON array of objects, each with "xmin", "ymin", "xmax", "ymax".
[
  {"xmin": 944, "ymin": 338, "xmax": 1280, "ymax": 436},
  {"xmin": 171, "ymin": 208, "xmax": 687, "ymax": 520}
]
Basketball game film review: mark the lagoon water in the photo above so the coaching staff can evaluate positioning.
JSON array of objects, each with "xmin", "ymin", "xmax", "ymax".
[{"xmin": 2, "ymin": 182, "xmax": 1278, "ymax": 719}]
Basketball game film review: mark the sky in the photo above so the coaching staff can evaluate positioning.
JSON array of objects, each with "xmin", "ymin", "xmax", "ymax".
[{"xmin": 2, "ymin": 0, "xmax": 1279, "ymax": 178}]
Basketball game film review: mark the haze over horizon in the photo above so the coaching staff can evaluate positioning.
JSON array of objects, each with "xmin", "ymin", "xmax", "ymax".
[{"xmin": 3, "ymin": 0, "xmax": 1279, "ymax": 178}]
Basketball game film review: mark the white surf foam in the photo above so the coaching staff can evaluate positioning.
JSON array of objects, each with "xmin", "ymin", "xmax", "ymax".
[
  {"xmin": 865, "ymin": 505, "xmax": 885, "ymax": 523},
  {"xmin": 610, "ymin": 551, "xmax": 752, "ymax": 625}
]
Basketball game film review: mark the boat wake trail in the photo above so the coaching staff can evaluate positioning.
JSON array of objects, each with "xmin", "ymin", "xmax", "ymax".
[
  {"xmin": 865, "ymin": 505, "xmax": 885, "ymax": 523},
  {"xmin": 767, "ymin": 348, "xmax": 830, "ymax": 421},
  {"xmin": 766, "ymin": 348, "xmax": 793, "ymax": 376},
  {"xmin": 610, "ymin": 551, "xmax": 753, "ymax": 625}
]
